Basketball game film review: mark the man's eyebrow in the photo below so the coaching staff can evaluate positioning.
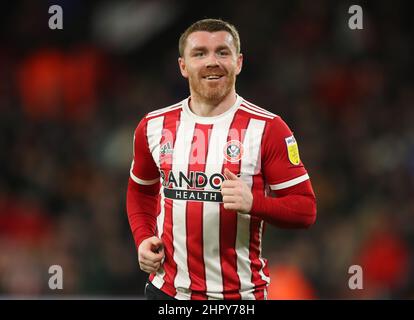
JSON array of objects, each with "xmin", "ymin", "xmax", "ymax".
[
  {"xmin": 189, "ymin": 45, "xmax": 232, "ymax": 52},
  {"xmin": 215, "ymin": 45, "xmax": 231, "ymax": 51},
  {"xmin": 189, "ymin": 46, "xmax": 208, "ymax": 52}
]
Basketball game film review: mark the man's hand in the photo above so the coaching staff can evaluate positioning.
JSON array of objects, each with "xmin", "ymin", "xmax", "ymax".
[
  {"xmin": 138, "ymin": 236, "xmax": 165, "ymax": 274},
  {"xmin": 221, "ymin": 168, "xmax": 253, "ymax": 214}
]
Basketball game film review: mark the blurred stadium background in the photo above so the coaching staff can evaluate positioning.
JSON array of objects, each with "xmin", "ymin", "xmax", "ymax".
[{"xmin": 0, "ymin": 0, "xmax": 413, "ymax": 299}]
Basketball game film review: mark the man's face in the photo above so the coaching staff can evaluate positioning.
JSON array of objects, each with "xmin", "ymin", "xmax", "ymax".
[{"xmin": 178, "ymin": 31, "xmax": 243, "ymax": 103}]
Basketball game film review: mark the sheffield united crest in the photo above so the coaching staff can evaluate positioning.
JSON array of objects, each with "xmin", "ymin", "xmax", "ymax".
[{"xmin": 223, "ymin": 140, "xmax": 244, "ymax": 163}]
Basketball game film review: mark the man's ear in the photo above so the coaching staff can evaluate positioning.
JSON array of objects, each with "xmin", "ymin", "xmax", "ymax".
[
  {"xmin": 178, "ymin": 57, "xmax": 188, "ymax": 78},
  {"xmin": 236, "ymin": 53, "xmax": 243, "ymax": 75}
]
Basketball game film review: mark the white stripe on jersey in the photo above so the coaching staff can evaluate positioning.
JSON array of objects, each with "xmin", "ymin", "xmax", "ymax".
[
  {"xmin": 155, "ymin": 167, "xmax": 168, "ymax": 288},
  {"xmin": 146, "ymin": 116, "xmax": 165, "ymax": 168},
  {"xmin": 171, "ymin": 112, "xmax": 195, "ymax": 298},
  {"xmin": 239, "ymin": 105, "xmax": 275, "ymax": 119},
  {"xmin": 257, "ymin": 220, "xmax": 270, "ymax": 284},
  {"xmin": 145, "ymin": 116, "xmax": 167, "ymax": 288},
  {"xmin": 242, "ymin": 104, "xmax": 276, "ymax": 119},
  {"xmin": 235, "ymin": 212, "xmax": 254, "ymax": 299},
  {"xmin": 157, "ymin": 189, "xmax": 166, "ymax": 239},
  {"xmin": 269, "ymin": 173, "xmax": 310, "ymax": 190},
  {"xmin": 202, "ymin": 118, "xmax": 234, "ymax": 300},
  {"xmin": 237, "ymin": 118, "xmax": 267, "ymax": 299},
  {"xmin": 152, "ymin": 270, "xmax": 166, "ymax": 290},
  {"xmin": 242, "ymin": 100, "xmax": 277, "ymax": 118},
  {"xmin": 130, "ymin": 117, "xmax": 164, "ymax": 184},
  {"xmin": 146, "ymin": 103, "xmax": 182, "ymax": 118}
]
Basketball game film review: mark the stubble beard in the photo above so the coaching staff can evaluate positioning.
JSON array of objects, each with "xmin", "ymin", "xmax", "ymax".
[{"xmin": 189, "ymin": 72, "xmax": 236, "ymax": 105}]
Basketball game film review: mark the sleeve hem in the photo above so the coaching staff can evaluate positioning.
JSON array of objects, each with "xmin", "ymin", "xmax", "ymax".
[
  {"xmin": 130, "ymin": 169, "xmax": 160, "ymax": 185},
  {"xmin": 268, "ymin": 173, "xmax": 309, "ymax": 190}
]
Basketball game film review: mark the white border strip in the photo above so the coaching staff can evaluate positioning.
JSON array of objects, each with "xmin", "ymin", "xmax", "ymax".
[
  {"xmin": 237, "ymin": 118, "xmax": 266, "ymax": 299},
  {"xmin": 257, "ymin": 220, "xmax": 270, "ymax": 285},
  {"xmin": 242, "ymin": 100, "xmax": 277, "ymax": 117},
  {"xmin": 130, "ymin": 169, "xmax": 159, "ymax": 185},
  {"xmin": 269, "ymin": 173, "xmax": 309, "ymax": 190},
  {"xmin": 146, "ymin": 104, "xmax": 182, "ymax": 118},
  {"xmin": 239, "ymin": 106, "xmax": 274, "ymax": 119},
  {"xmin": 171, "ymin": 111, "xmax": 193, "ymax": 297}
]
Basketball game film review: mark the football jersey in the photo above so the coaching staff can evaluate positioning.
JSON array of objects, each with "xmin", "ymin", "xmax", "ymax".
[{"xmin": 130, "ymin": 94, "xmax": 310, "ymax": 300}]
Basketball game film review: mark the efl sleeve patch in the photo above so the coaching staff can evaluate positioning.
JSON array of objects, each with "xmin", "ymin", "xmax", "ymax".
[{"xmin": 285, "ymin": 135, "xmax": 300, "ymax": 165}]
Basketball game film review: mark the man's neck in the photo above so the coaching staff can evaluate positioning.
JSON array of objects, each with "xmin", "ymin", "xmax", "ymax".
[{"xmin": 189, "ymin": 91, "xmax": 237, "ymax": 117}]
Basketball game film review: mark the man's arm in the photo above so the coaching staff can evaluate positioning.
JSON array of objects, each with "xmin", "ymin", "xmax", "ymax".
[
  {"xmin": 126, "ymin": 178, "xmax": 160, "ymax": 248},
  {"xmin": 126, "ymin": 117, "xmax": 164, "ymax": 273},
  {"xmin": 221, "ymin": 169, "xmax": 316, "ymax": 228},
  {"xmin": 127, "ymin": 179, "xmax": 164, "ymax": 273},
  {"xmin": 250, "ymin": 179, "xmax": 316, "ymax": 228}
]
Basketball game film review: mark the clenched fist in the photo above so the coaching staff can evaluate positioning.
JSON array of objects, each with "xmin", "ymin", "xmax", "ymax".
[
  {"xmin": 138, "ymin": 236, "xmax": 165, "ymax": 274},
  {"xmin": 221, "ymin": 168, "xmax": 253, "ymax": 214}
]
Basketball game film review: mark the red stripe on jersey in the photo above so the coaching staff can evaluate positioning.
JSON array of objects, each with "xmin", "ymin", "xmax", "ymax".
[
  {"xmin": 186, "ymin": 123, "xmax": 212, "ymax": 300},
  {"xmin": 255, "ymin": 288, "xmax": 265, "ymax": 300},
  {"xmin": 249, "ymin": 173, "xmax": 269, "ymax": 299},
  {"xmin": 147, "ymin": 115, "xmax": 163, "ymax": 286},
  {"xmin": 253, "ymin": 120, "xmax": 270, "ymax": 296},
  {"xmin": 220, "ymin": 111, "xmax": 251, "ymax": 299},
  {"xmin": 158, "ymin": 109, "xmax": 182, "ymax": 297}
]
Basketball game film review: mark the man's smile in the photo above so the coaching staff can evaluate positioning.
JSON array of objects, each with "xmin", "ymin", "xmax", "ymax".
[{"xmin": 202, "ymin": 74, "xmax": 224, "ymax": 81}]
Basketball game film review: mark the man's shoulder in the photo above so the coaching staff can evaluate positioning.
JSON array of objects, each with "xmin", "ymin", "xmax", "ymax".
[
  {"xmin": 238, "ymin": 97, "xmax": 279, "ymax": 122},
  {"xmin": 134, "ymin": 100, "xmax": 184, "ymax": 133},
  {"xmin": 238, "ymin": 97, "xmax": 295, "ymax": 138},
  {"xmin": 144, "ymin": 100, "xmax": 185, "ymax": 120}
]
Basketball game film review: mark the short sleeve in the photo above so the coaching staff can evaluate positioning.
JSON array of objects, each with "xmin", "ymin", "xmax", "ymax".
[
  {"xmin": 130, "ymin": 117, "xmax": 160, "ymax": 185},
  {"xmin": 261, "ymin": 116, "xmax": 309, "ymax": 192}
]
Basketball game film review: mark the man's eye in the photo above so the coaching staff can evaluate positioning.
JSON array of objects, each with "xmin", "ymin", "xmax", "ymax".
[
  {"xmin": 194, "ymin": 52, "xmax": 204, "ymax": 57},
  {"xmin": 218, "ymin": 50, "xmax": 229, "ymax": 56}
]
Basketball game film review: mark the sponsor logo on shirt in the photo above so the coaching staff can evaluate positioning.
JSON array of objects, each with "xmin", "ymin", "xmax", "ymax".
[
  {"xmin": 160, "ymin": 170, "xmax": 225, "ymax": 202},
  {"xmin": 285, "ymin": 135, "xmax": 300, "ymax": 165},
  {"xmin": 163, "ymin": 188, "xmax": 222, "ymax": 202}
]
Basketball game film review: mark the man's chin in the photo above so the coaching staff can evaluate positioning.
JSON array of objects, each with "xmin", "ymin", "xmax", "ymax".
[
  {"xmin": 203, "ymin": 85, "xmax": 230, "ymax": 98},
  {"xmin": 202, "ymin": 90, "xmax": 227, "ymax": 103},
  {"xmin": 191, "ymin": 81, "xmax": 233, "ymax": 103}
]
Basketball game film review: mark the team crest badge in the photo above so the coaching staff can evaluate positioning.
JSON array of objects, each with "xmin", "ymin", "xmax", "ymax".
[
  {"xmin": 160, "ymin": 142, "xmax": 173, "ymax": 156},
  {"xmin": 285, "ymin": 135, "xmax": 300, "ymax": 165},
  {"xmin": 224, "ymin": 140, "xmax": 244, "ymax": 162}
]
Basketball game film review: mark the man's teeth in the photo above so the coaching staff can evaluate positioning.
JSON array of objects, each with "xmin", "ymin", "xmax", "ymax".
[{"xmin": 205, "ymin": 75, "xmax": 221, "ymax": 79}]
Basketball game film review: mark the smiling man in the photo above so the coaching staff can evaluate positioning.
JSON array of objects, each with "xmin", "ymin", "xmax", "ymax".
[{"xmin": 126, "ymin": 18, "xmax": 317, "ymax": 300}]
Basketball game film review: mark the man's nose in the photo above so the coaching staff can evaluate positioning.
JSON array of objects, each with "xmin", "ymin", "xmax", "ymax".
[{"xmin": 205, "ymin": 53, "xmax": 219, "ymax": 67}]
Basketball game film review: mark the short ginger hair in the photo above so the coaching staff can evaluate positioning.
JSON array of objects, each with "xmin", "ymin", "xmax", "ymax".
[{"xmin": 178, "ymin": 18, "xmax": 241, "ymax": 57}]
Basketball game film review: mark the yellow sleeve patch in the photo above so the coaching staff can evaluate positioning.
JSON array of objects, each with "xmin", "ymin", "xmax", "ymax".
[{"xmin": 285, "ymin": 135, "xmax": 300, "ymax": 165}]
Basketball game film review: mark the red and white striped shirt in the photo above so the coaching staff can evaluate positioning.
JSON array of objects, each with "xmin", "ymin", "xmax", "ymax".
[{"xmin": 129, "ymin": 95, "xmax": 312, "ymax": 300}]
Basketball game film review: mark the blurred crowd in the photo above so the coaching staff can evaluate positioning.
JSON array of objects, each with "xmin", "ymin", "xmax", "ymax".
[{"xmin": 1, "ymin": 0, "xmax": 413, "ymax": 298}]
